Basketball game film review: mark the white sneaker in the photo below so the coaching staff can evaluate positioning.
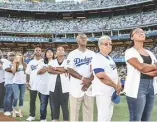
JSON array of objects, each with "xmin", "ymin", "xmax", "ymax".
[
  {"xmin": 40, "ymin": 120, "xmax": 46, "ymax": 122},
  {"xmin": 26, "ymin": 116, "xmax": 35, "ymax": 121},
  {"xmin": 0, "ymin": 108, "xmax": 4, "ymax": 113},
  {"xmin": 51, "ymin": 120, "xmax": 57, "ymax": 122},
  {"xmin": 15, "ymin": 110, "xmax": 19, "ymax": 114},
  {"xmin": 4, "ymin": 111, "xmax": 11, "ymax": 116}
]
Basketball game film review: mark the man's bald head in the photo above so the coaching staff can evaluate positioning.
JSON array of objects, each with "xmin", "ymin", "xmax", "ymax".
[{"xmin": 76, "ymin": 33, "xmax": 88, "ymax": 47}]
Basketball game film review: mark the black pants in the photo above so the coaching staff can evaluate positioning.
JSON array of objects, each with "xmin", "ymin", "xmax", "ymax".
[
  {"xmin": 29, "ymin": 90, "xmax": 39, "ymax": 117},
  {"xmin": 0, "ymin": 82, "xmax": 5, "ymax": 109},
  {"xmin": 49, "ymin": 82, "xmax": 69, "ymax": 120}
]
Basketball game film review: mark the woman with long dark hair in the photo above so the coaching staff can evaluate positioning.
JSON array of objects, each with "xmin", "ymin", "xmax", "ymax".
[
  {"xmin": 124, "ymin": 28, "xmax": 157, "ymax": 121},
  {"xmin": 11, "ymin": 52, "xmax": 27, "ymax": 117},
  {"xmin": 37, "ymin": 48, "xmax": 54, "ymax": 122}
]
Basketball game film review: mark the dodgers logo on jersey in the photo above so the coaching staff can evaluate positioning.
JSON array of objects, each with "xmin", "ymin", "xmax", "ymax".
[
  {"xmin": 74, "ymin": 57, "xmax": 93, "ymax": 67},
  {"xmin": 31, "ymin": 64, "xmax": 38, "ymax": 71}
]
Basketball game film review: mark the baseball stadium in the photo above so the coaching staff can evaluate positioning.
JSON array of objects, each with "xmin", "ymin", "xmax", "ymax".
[{"xmin": 0, "ymin": 0, "xmax": 157, "ymax": 121}]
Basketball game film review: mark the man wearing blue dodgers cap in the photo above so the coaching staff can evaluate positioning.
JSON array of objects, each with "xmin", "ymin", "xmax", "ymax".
[{"xmin": 92, "ymin": 35, "xmax": 122, "ymax": 121}]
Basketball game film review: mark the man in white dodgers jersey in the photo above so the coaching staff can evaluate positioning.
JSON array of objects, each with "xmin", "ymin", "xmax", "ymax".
[
  {"xmin": 66, "ymin": 33, "xmax": 95, "ymax": 121},
  {"xmin": 92, "ymin": 35, "xmax": 121, "ymax": 121},
  {"xmin": 26, "ymin": 47, "xmax": 43, "ymax": 121}
]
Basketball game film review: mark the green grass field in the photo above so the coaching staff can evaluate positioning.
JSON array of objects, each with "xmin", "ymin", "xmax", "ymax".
[{"xmin": 16, "ymin": 90, "xmax": 157, "ymax": 121}]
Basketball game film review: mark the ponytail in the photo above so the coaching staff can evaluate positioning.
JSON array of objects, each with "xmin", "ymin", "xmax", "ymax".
[{"xmin": 129, "ymin": 41, "xmax": 134, "ymax": 48}]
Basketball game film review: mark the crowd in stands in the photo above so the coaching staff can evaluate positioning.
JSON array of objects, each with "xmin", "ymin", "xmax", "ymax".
[
  {"xmin": 0, "ymin": 0, "xmax": 151, "ymax": 11},
  {"xmin": 145, "ymin": 45, "xmax": 157, "ymax": 57},
  {"xmin": 110, "ymin": 47, "xmax": 125, "ymax": 59},
  {"xmin": 0, "ymin": 10, "xmax": 157, "ymax": 33},
  {"xmin": 117, "ymin": 65, "xmax": 126, "ymax": 81}
]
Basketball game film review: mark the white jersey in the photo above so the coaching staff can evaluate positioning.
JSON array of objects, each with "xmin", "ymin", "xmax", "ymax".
[
  {"xmin": 37, "ymin": 60, "xmax": 53, "ymax": 95},
  {"xmin": 13, "ymin": 64, "xmax": 26, "ymax": 84},
  {"xmin": 49, "ymin": 59, "xmax": 70, "ymax": 93},
  {"xmin": 3, "ymin": 60, "xmax": 14, "ymax": 85},
  {"xmin": 0, "ymin": 59, "xmax": 5, "ymax": 83},
  {"xmin": 124, "ymin": 48, "xmax": 157, "ymax": 98},
  {"xmin": 25, "ymin": 59, "xmax": 43, "ymax": 91},
  {"xmin": 92, "ymin": 53, "xmax": 119, "ymax": 96},
  {"xmin": 67, "ymin": 49, "xmax": 95, "ymax": 98}
]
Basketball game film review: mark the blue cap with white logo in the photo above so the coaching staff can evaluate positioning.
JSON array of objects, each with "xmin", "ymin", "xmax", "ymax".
[{"xmin": 111, "ymin": 91, "xmax": 121, "ymax": 104}]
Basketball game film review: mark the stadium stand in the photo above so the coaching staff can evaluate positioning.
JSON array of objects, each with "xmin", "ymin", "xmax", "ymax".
[
  {"xmin": 0, "ymin": 10, "xmax": 157, "ymax": 33},
  {"xmin": 0, "ymin": 0, "xmax": 152, "ymax": 11}
]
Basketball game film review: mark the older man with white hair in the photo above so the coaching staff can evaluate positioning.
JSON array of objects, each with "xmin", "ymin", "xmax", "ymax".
[{"xmin": 92, "ymin": 35, "xmax": 121, "ymax": 121}]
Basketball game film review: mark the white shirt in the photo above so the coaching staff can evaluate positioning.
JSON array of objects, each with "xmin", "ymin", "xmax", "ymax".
[
  {"xmin": 3, "ymin": 60, "xmax": 14, "ymax": 85},
  {"xmin": 13, "ymin": 64, "xmax": 26, "ymax": 84},
  {"xmin": 49, "ymin": 59, "xmax": 70, "ymax": 93},
  {"xmin": 37, "ymin": 60, "xmax": 53, "ymax": 95},
  {"xmin": 67, "ymin": 49, "xmax": 95, "ymax": 98},
  {"xmin": 0, "ymin": 59, "xmax": 5, "ymax": 83},
  {"xmin": 25, "ymin": 59, "xmax": 43, "ymax": 91},
  {"xmin": 92, "ymin": 53, "xmax": 119, "ymax": 96},
  {"xmin": 124, "ymin": 47, "xmax": 157, "ymax": 98}
]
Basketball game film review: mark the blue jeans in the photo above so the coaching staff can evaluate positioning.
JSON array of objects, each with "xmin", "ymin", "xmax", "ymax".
[
  {"xmin": 126, "ymin": 79, "xmax": 155, "ymax": 121},
  {"xmin": 12, "ymin": 84, "xmax": 26, "ymax": 108},
  {"xmin": 3, "ymin": 84, "xmax": 13, "ymax": 112},
  {"xmin": 39, "ymin": 93, "xmax": 49, "ymax": 120}
]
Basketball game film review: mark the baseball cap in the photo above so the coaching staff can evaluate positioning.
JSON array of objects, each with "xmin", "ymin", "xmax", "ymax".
[{"xmin": 111, "ymin": 91, "xmax": 121, "ymax": 104}]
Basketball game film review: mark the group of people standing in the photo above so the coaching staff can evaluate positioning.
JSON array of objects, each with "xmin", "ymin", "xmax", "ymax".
[
  {"xmin": 0, "ymin": 28, "xmax": 157, "ymax": 122},
  {"xmin": 0, "ymin": 51, "xmax": 26, "ymax": 118}
]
